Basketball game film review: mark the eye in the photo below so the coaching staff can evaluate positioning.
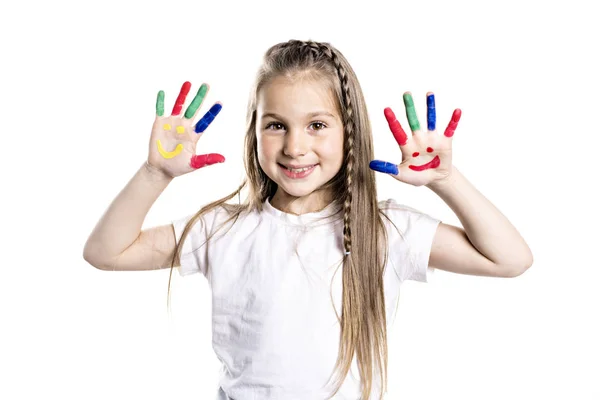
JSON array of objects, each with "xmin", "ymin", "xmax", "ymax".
[
  {"xmin": 265, "ymin": 122, "xmax": 285, "ymax": 131},
  {"xmin": 310, "ymin": 121, "xmax": 327, "ymax": 131}
]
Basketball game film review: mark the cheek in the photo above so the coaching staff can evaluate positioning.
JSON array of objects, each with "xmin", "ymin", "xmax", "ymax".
[
  {"xmin": 256, "ymin": 137, "xmax": 272, "ymax": 157},
  {"xmin": 256, "ymin": 134, "xmax": 268, "ymax": 156},
  {"xmin": 320, "ymin": 135, "xmax": 344, "ymax": 165},
  {"xmin": 256, "ymin": 138, "xmax": 280, "ymax": 171},
  {"xmin": 255, "ymin": 138, "xmax": 268, "ymax": 164}
]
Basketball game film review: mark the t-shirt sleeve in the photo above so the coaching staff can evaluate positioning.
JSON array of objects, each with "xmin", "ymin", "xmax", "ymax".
[
  {"xmin": 172, "ymin": 211, "xmax": 214, "ymax": 278},
  {"xmin": 380, "ymin": 198, "xmax": 441, "ymax": 283}
]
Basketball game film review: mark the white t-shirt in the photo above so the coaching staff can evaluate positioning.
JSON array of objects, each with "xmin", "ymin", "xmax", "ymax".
[{"xmin": 172, "ymin": 197, "xmax": 440, "ymax": 400}]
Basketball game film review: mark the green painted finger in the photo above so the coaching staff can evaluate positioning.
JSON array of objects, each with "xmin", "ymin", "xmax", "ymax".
[
  {"xmin": 184, "ymin": 84, "xmax": 209, "ymax": 119},
  {"xmin": 403, "ymin": 92, "xmax": 420, "ymax": 131},
  {"xmin": 156, "ymin": 90, "xmax": 165, "ymax": 116}
]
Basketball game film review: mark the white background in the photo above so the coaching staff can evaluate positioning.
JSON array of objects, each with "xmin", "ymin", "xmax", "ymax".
[{"xmin": 1, "ymin": 0, "xmax": 598, "ymax": 399}]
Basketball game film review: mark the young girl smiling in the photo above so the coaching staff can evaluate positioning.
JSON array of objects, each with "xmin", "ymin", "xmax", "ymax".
[{"xmin": 84, "ymin": 39, "xmax": 533, "ymax": 400}]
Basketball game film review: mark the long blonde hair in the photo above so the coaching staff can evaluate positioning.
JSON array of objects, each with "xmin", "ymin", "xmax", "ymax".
[{"xmin": 168, "ymin": 39, "xmax": 397, "ymax": 400}]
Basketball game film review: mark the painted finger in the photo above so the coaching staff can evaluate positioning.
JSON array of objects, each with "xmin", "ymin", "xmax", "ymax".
[
  {"xmin": 384, "ymin": 107, "xmax": 408, "ymax": 146},
  {"xmin": 427, "ymin": 93, "xmax": 436, "ymax": 131},
  {"xmin": 195, "ymin": 103, "xmax": 223, "ymax": 133},
  {"xmin": 190, "ymin": 153, "xmax": 225, "ymax": 169},
  {"xmin": 403, "ymin": 92, "xmax": 421, "ymax": 132},
  {"xmin": 369, "ymin": 160, "xmax": 398, "ymax": 175},
  {"xmin": 171, "ymin": 81, "xmax": 192, "ymax": 116},
  {"xmin": 156, "ymin": 90, "xmax": 165, "ymax": 117},
  {"xmin": 184, "ymin": 83, "xmax": 209, "ymax": 119},
  {"xmin": 444, "ymin": 109, "xmax": 462, "ymax": 137}
]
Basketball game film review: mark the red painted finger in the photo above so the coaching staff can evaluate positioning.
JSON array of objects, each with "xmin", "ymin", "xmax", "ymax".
[
  {"xmin": 190, "ymin": 153, "xmax": 225, "ymax": 169},
  {"xmin": 444, "ymin": 109, "xmax": 462, "ymax": 137},
  {"xmin": 384, "ymin": 107, "xmax": 408, "ymax": 146},
  {"xmin": 172, "ymin": 81, "xmax": 192, "ymax": 116}
]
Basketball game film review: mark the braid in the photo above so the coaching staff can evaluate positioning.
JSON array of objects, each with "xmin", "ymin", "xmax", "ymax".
[
  {"xmin": 316, "ymin": 42, "xmax": 355, "ymax": 256},
  {"xmin": 275, "ymin": 40, "xmax": 355, "ymax": 256},
  {"xmin": 282, "ymin": 40, "xmax": 321, "ymax": 61}
]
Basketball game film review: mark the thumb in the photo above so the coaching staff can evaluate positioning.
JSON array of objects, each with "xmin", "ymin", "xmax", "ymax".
[
  {"xmin": 369, "ymin": 160, "xmax": 407, "ymax": 182},
  {"xmin": 189, "ymin": 153, "xmax": 225, "ymax": 169},
  {"xmin": 369, "ymin": 160, "xmax": 398, "ymax": 175}
]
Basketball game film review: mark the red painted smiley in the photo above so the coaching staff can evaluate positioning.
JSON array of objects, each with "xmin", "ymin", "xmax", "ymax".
[{"xmin": 409, "ymin": 147, "xmax": 440, "ymax": 171}]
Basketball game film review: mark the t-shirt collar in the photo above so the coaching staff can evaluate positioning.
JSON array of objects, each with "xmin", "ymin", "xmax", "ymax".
[{"xmin": 263, "ymin": 197, "xmax": 342, "ymax": 227}]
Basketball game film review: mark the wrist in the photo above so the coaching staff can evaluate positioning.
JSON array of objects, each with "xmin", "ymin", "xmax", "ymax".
[
  {"xmin": 142, "ymin": 161, "xmax": 174, "ymax": 183},
  {"xmin": 426, "ymin": 166, "xmax": 459, "ymax": 193}
]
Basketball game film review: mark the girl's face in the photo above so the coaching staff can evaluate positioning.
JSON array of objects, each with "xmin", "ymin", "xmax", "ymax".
[{"xmin": 256, "ymin": 75, "xmax": 345, "ymax": 212}]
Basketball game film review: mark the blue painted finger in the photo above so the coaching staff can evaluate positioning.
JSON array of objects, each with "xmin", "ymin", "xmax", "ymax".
[
  {"xmin": 427, "ymin": 94, "xmax": 436, "ymax": 131},
  {"xmin": 369, "ymin": 160, "xmax": 398, "ymax": 175},
  {"xmin": 195, "ymin": 103, "xmax": 223, "ymax": 133}
]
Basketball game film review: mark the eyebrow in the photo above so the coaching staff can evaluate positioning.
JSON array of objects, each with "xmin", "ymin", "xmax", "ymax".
[{"xmin": 261, "ymin": 111, "xmax": 336, "ymax": 120}]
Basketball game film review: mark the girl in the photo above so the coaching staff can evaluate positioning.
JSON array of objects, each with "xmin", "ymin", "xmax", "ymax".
[{"xmin": 83, "ymin": 40, "xmax": 533, "ymax": 400}]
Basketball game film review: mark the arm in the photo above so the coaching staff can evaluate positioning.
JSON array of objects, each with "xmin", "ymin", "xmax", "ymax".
[
  {"xmin": 427, "ymin": 166, "xmax": 533, "ymax": 277},
  {"xmin": 83, "ymin": 81, "xmax": 225, "ymax": 271},
  {"xmin": 83, "ymin": 162, "xmax": 177, "ymax": 271},
  {"xmin": 371, "ymin": 92, "xmax": 532, "ymax": 277}
]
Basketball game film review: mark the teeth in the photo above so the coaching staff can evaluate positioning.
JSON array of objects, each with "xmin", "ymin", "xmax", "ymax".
[{"xmin": 287, "ymin": 166, "xmax": 312, "ymax": 172}]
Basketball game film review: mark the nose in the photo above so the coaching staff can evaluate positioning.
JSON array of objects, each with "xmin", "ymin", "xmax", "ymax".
[{"xmin": 283, "ymin": 128, "xmax": 309, "ymax": 158}]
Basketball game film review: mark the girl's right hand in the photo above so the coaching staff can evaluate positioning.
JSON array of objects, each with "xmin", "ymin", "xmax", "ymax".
[{"xmin": 147, "ymin": 81, "xmax": 225, "ymax": 179}]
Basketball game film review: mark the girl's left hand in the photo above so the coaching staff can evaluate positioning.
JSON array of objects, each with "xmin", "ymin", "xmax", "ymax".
[{"xmin": 369, "ymin": 92, "xmax": 461, "ymax": 187}]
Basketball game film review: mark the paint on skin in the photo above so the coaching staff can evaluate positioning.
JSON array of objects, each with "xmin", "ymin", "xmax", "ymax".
[
  {"xmin": 444, "ymin": 109, "xmax": 462, "ymax": 137},
  {"xmin": 369, "ymin": 160, "xmax": 398, "ymax": 175},
  {"xmin": 156, "ymin": 140, "xmax": 183, "ymax": 159},
  {"xmin": 403, "ymin": 93, "xmax": 420, "ymax": 131},
  {"xmin": 163, "ymin": 123, "xmax": 171, "ymax": 131},
  {"xmin": 413, "ymin": 148, "xmax": 434, "ymax": 158},
  {"xmin": 184, "ymin": 84, "xmax": 208, "ymax": 119},
  {"xmin": 176, "ymin": 126, "xmax": 185, "ymax": 134},
  {"xmin": 409, "ymin": 155, "xmax": 441, "ymax": 171},
  {"xmin": 190, "ymin": 153, "xmax": 225, "ymax": 169},
  {"xmin": 384, "ymin": 107, "xmax": 407, "ymax": 146},
  {"xmin": 409, "ymin": 147, "xmax": 437, "ymax": 170},
  {"xmin": 172, "ymin": 81, "xmax": 192, "ymax": 116},
  {"xmin": 156, "ymin": 90, "xmax": 165, "ymax": 117},
  {"xmin": 427, "ymin": 94, "xmax": 436, "ymax": 131},
  {"xmin": 195, "ymin": 104, "xmax": 223, "ymax": 133}
]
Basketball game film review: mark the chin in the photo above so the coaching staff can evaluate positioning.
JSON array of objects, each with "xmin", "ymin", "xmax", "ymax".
[{"xmin": 277, "ymin": 184, "xmax": 318, "ymax": 198}]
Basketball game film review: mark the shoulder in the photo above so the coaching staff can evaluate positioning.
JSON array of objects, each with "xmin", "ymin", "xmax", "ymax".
[
  {"xmin": 378, "ymin": 198, "xmax": 441, "ymax": 283},
  {"xmin": 377, "ymin": 198, "xmax": 441, "ymax": 255},
  {"xmin": 378, "ymin": 198, "xmax": 440, "ymax": 230},
  {"xmin": 173, "ymin": 203, "xmax": 249, "ymax": 241}
]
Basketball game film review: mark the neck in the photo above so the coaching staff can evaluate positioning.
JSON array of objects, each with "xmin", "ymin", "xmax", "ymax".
[{"xmin": 270, "ymin": 190, "xmax": 333, "ymax": 215}]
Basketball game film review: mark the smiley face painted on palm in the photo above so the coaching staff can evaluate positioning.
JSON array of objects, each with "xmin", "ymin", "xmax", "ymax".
[
  {"xmin": 369, "ymin": 92, "xmax": 461, "ymax": 185},
  {"xmin": 410, "ymin": 147, "xmax": 440, "ymax": 171}
]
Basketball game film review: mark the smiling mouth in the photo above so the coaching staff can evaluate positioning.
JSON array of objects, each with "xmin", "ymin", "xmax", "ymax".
[
  {"xmin": 409, "ymin": 155, "xmax": 440, "ymax": 171},
  {"xmin": 156, "ymin": 140, "xmax": 183, "ymax": 158}
]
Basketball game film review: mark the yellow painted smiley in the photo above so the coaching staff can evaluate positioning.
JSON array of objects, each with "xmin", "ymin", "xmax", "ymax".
[
  {"xmin": 156, "ymin": 124, "xmax": 185, "ymax": 159},
  {"xmin": 156, "ymin": 140, "xmax": 183, "ymax": 158}
]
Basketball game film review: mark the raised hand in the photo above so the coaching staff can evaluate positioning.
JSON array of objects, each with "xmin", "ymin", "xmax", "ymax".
[
  {"xmin": 369, "ymin": 92, "xmax": 461, "ymax": 187},
  {"xmin": 147, "ymin": 81, "xmax": 225, "ymax": 178}
]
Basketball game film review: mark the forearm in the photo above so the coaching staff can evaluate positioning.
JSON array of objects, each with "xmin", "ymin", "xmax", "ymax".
[
  {"xmin": 428, "ymin": 166, "xmax": 533, "ymax": 268},
  {"xmin": 83, "ymin": 162, "xmax": 173, "ymax": 264}
]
